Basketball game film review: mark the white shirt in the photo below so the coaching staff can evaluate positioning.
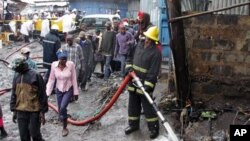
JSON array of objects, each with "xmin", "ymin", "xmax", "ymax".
[
  {"xmin": 20, "ymin": 21, "xmax": 34, "ymax": 36},
  {"xmin": 40, "ymin": 19, "xmax": 50, "ymax": 37},
  {"xmin": 57, "ymin": 14, "xmax": 73, "ymax": 33}
]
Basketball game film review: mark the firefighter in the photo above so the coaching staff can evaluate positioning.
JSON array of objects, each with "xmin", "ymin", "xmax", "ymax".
[
  {"xmin": 124, "ymin": 26, "xmax": 162, "ymax": 139},
  {"xmin": 42, "ymin": 24, "xmax": 61, "ymax": 83}
]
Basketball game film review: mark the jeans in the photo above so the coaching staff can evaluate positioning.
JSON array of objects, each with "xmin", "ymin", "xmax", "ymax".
[
  {"xmin": 118, "ymin": 54, "xmax": 126, "ymax": 76},
  {"xmin": 56, "ymin": 87, "xmax": 73, "ymax": 120},
  {"xmin": 104, "ymin": 56, "xmax": 112, "ymax": 79},
  {"xmin": 17, "ymin": 111, "xmax": 43, "ymax": 141}
]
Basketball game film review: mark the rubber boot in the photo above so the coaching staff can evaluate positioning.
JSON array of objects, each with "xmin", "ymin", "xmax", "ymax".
[
  {"xmin": 148, "ymin": 122, "xmax": 159, "ymax": 139},
  {"xmin": 0, "ymin": 127, "xmax": 8, "ymax": 139},
  {"xmin": 124, "ymin": 120, "xmax": 139, "ymax": 135},
  {"xmin": 62, "ymin": 119, "xmax": 69, "ymax": 137}
]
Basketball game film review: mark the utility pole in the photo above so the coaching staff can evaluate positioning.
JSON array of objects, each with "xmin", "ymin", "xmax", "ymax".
[{"xmin": 165, "ymin": 0, "xmax": 191, "ymax": 108}]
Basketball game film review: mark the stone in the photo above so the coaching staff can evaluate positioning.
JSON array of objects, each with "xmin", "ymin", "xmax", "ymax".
[
  {"xmin": 193, "ymin": 39, "xmax": 213, "ymax": 49},
  {"xmin": 245, "ymin": 55, "xmax": 250, "ymax": 63},
  {"xmin": 222, "ymin": 86, "xmax": 241, "ymax": 97},
  {"xmin": 217, "ymin": 15, "xmax": 238, "ymax": 25},
  {"xmin": 195, "ymin": 14, "xmax": 216, "ymax": 25},
  {"xmin": 212, "ymin": 130, "xmax": 227, "ymax": 141},
  {"xmin": 241, "ymin": 39, "xmax": 250, "ymax": 52},
  {"xmin": 210, "ymin": 65, "xmax": 233, "ymax": 76},
  {"xmin": 202, "ymin": 84, "xmax": 222, "ymax": 95},
  {"xmin": 215, "ymin": 39, "xmax": 235, "ymax": 51}
]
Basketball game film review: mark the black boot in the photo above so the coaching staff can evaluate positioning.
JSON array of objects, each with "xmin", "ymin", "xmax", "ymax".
[
  {"xmin": 149, "ymin": 129, "xmax": 159, "ymax": 139},
  {"xmin": 0, "ymin": 127, "xmax": 8, "ymax": 138},
  {"xmin": 124, "ymin": 126, "xmax": 139, "ymax": 135},
  {"xmin": 148, "ymin": 122, "xmax": 159, "ymax": 139}
]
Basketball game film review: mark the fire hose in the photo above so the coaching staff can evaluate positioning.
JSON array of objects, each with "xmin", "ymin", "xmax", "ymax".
[{"xmin": 0, "ymin": 42, "xmax": 179, "ymax": 140}]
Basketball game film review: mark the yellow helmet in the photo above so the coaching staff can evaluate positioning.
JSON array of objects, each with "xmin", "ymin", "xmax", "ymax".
[{"xmin": 143, "ymin": 26, "xmax": 159, "ymax": 42}]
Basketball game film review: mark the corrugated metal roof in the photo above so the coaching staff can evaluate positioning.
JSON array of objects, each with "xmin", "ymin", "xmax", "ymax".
[
  {"xmin": 208, "ymin": 0, "xmax": 249, "ymax": 15},
  {"xmin": 181, "ymin": 0, "xmax": 249, "ymax": 15}
]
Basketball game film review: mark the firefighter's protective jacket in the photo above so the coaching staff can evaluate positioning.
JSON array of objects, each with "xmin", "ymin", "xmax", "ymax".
[{"xmin": 126, "ymin": 42, "xmax": 162, "ymax": 94}]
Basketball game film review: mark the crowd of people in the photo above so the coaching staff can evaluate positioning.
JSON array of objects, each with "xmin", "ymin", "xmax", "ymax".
[{"xmin": 0, "ymin": 10, "xmax": 163, "ymax": 140}]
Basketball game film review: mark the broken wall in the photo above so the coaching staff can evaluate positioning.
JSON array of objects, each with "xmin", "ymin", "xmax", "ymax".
[{"xmin": 184, "ymin": 14, "xmax": 250, "ymax": 99}]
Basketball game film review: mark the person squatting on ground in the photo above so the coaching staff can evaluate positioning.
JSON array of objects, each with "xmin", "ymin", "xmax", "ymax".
[
  {"xmin": 0, "ymin": 105, "xmax": 8, "ymax": 139},
  {"xmin": 114, "ymin": 24, "xmax": 134, "ymax": 77},
  {"xmin": 78, "ymin": 31, "xmax": 93, "ymax": 90},
  {"xmin": 21, "ymin": 47, "xmax": 37, "ymax": 70},
  {"xmin": 42, "ymin": 24, "xmax": 61, "ymax": 83},
  {"xmin": 99, "ymin": 22, "xmax": 116, "ymax": 80},
  {"xmin": 46, "ymin": 49, "xmax": 79, "ymax": 137},
  {"xmin": 124, "ymin": 26, "xmax": 162, "ymax": 139},
  {"xmin": 10, "ymin": 57, "xmax": 48, "ymax": 141}
]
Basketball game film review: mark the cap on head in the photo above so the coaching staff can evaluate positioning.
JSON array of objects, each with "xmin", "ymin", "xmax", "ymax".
[
  {"xmin": 21, "ymin": 47, "xmax": 31, "ymax": 54},
  {"xmin": 56, "ymin": 49, "xmax": 68, "ymax": 59},
  {"xmin": 10, "ymin": 56, "xmax": 27, "ymax": 71},
  {"xmin": 137, "ymin": 11, "xmax": 144, "ymax": 20},
  {"xmin": 78, "ymin": 31, "xmax": 86, "ymax": 38},
  {"xmin": 51, "ymin": 24, "xmax": 59, "ymax": 30}
]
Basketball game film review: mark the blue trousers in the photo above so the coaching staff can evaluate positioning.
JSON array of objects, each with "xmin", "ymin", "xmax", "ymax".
[
  {"xmin": 56, "ymin": 87, "xmax": 73, "ymax": 120},
  {"xmin": 104, "ymin": 56, "xmax": 112, "ymax": 79}
]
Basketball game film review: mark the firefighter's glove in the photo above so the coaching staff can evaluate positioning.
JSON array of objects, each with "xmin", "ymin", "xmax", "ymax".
[
  {"xmin": 39, "ymin": 112, "xmax": 46, "ymax": 125},
  {"xmin": 124, "ymin": 66, "xmax": 133, "ymax": 77},
  {"xmin": 144, "ymin": 85, "xmax": 153, "ymax": 93},
  {"xmin": 73, "ymin": 95, "xmax": 79, "ymax": 101},
  {"xmin": 12, "ymin": 112, "xmax": 17, "ymax": 123}
]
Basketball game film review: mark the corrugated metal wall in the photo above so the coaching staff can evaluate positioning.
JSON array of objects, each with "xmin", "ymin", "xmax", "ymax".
[
  {"xmin": 69, "ymin": 0, "xmax": 128, "ymax": 18},
  {"xmin": 208, "ymin": 0, "xmax": 249, "ymax": 15},
  {"xmin": 127, "ymin": 0, "xmax": 140, "ymax": 18},
  {"xmin": 140, "ymin": 0, "xmax": 160, "ymax": 26},
  {"xmin": 181, "ymin": 0, "xmax": 209, "ymax": 12},
  {"xmin": 181, "ymin": 0, "xmax": 250, "ymax": 15}
]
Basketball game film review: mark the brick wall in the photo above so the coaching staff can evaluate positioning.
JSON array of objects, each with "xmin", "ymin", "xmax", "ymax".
[{"xmin": 184, "ymin": 14, "xmax": 250, "ymax": 99}]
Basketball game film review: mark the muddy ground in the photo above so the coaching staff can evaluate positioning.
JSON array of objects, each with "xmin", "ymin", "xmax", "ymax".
[{"xmin": 0, "ymin": 41, "xmax": 249, "ymax": 141}]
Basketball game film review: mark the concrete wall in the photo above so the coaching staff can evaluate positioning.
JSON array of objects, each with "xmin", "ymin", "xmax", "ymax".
[{"xmin": 184, "ymin": 14, "xmax": 250, "ymax": 99}]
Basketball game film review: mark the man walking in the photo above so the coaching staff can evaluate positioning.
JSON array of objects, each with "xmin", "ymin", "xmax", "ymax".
[
  {"xmin": 10, "ymin": 57, "xmax": 48, "ymax": 141},
  {"xmin": 99, "ymin": 22, "xmax": 116, "ymax": 80},
  {"xmin": 114, "ymin": 24, "xmax": 134, "ymax": 77}
]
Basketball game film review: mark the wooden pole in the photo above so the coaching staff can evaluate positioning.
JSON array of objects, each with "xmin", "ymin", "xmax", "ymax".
[
  {"xmin": 165, "ymin": 0, "xmax": 191, "ymax": 108},
  {"xmin": 169, "ymin": 1, "xmax": 250, "ymax": 23}
]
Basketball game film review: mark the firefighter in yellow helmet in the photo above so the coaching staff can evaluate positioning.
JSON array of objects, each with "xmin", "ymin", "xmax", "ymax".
[{"xmin": 124, "ymin": 26, "xmax": 162, "ymax": 139}]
